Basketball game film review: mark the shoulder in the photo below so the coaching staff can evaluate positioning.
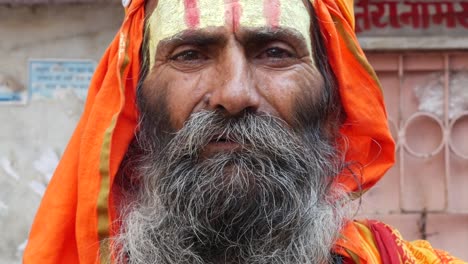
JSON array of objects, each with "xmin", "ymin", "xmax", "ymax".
[{"xmin": 333, "ymin": 219, "xmax": 465, "ymax": 264}]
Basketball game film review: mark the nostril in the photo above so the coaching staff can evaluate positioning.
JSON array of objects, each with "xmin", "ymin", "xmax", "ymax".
[
  {"xmin": 244, "ymin": 106, "xmax": 257, "ymax": 115},
  {"xmin": 213, "ymin": 106, "xmax": 257, "ymax": 119}
]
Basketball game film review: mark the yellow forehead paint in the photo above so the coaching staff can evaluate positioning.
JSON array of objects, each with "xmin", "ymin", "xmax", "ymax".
[
  {"xmin": 147, "ymin": 0, "xmax": 313, "ymax": 69},
  {"xmin": 238, "ymin": 0, "xmax": 312, "ymax": 56}
]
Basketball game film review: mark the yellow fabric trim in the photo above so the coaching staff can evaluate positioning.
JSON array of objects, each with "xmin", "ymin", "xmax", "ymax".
[
  {"xmin": 97, "ymin": 116, "xmax": 117, "ymax": 263},
  {"xmin": 335, "ymin": 0, "xmax": 355, "ymax": 30},
  {"xmin": 98, "ymin": 239, "xmax": 111, "ymax": 264},
  {"xmin": 354, "ymin": 222, "xmax": 382, "ymax": 264},
  {"xmin": 97, "ymin": 32, "xmax": 131, "ymax": 264},
  {"xmin": 345, "ymin": 248, "xmax": 361, "ymax": 264}
]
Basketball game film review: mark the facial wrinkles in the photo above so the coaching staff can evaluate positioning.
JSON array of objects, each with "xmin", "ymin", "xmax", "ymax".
[{"xmin": 147, "ymin": 0, "xmax": 313, "ymax": 69}]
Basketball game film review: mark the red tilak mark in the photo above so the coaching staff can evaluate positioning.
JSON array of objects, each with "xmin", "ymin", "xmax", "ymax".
[
  {"xmin": 184, "ymin": 0, "xmax": 200, "ymax": 29},
  {"xmin": 224, "ymin": 0, "xmax": 242, "ymax": 32},
  {"xmin": 264, "ymin": 0, "xmax": 281, "ymax": 28}
]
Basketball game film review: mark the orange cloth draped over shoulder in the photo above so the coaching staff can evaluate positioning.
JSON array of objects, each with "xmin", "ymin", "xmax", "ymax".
[
  {"xmin": 334, "ymin": 220, "xmax": 465, "ymax": 264},
  {"xmin": 23, "ymin": 0, "xmax": 404, "ymax": 263}
]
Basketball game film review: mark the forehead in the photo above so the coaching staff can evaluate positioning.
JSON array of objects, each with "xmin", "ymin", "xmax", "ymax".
[
  {"xmin": 149, "ymin": 0, "xmax": 310, "ymax": 30},
  {"xmin": 148, "ymin": 0, "xmax": 312, "ymax": 66}
]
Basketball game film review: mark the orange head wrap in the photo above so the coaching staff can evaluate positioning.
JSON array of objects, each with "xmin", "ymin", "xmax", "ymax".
[{"xmin": 24, "ymin": 0, "xmax": 394, "ymax": 263}]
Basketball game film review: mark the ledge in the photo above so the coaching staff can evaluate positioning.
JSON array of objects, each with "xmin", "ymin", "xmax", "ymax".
[{"xmin": 359, "ymin": 36, "xmax": 468, "ymax": 51}]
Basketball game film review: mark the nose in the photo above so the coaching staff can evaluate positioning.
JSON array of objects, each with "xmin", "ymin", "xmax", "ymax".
[{"xmin": 207, "ymin": 46, "xmax": 260, "ymax": 116}]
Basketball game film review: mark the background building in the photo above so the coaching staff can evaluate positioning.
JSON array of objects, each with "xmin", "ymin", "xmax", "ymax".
[
  {"xmin": 0, "ymin": 1, "xmax": 467, "ymax": 263},
  {"xmin": 355, "ymin": 0, "xmax": 468, "ymax": 260}
]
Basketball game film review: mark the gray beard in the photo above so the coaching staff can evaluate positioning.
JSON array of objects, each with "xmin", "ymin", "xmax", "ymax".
[{"xmin": 113, "ymin": 110, "xmax": 349, "ymax": 264}]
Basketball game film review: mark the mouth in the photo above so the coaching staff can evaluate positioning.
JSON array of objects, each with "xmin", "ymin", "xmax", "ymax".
[{"xmin": 202, "ymin": 135, "xmax": 242, "ymax": 157}]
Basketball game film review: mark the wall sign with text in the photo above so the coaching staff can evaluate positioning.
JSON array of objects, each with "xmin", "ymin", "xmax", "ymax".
[
  {"xmin": 355, "ymin": 1, "xmax": 468, "ymax": 36},
  {"xmin": 29, "ymin": 59, "xmax": 97, "ymax": 101}
]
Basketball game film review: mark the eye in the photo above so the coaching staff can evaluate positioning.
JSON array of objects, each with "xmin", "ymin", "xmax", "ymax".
[
  {"xmin": 170, "ymin": 49, "xmax": 207, "ymax": 62},
  {"xmin": 261, "ymin": 47, "xmax": 293, "ymax": 59},
  {"xmin": 254, "ymin": 45, "xmax": 298, "ymax": 68}
]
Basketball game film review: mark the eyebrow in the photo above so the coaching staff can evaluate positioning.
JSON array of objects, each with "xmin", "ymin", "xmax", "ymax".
[
  {"xmin": 158, "ymin": 30, "xmax": 228, "ymax": 49},
  {"xmin": 156, "ymin": 27, "xmax": 309, "ymax": 52},
  {"xmin": 239, "ymin": 27, "xmax": 308, "ymax": 47}
]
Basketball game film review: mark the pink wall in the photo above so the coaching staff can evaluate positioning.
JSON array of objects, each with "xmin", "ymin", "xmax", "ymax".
[{"xmin": 359, "ymin": 52, "xmax": 468, "ymax": 260}]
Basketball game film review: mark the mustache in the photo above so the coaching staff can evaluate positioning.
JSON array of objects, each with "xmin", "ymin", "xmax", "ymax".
[
  {"xmin": 152, "ymin": 110, "xmax": 308, "ymax": 161},
  {"xmin": 139, "ymin": 110, "xmax": 341, "ymax": 214}
]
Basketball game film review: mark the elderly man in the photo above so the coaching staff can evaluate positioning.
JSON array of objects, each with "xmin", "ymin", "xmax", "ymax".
[{"xmin": 24, "ymin": 0, "xmax": 463, "ymax": 263}]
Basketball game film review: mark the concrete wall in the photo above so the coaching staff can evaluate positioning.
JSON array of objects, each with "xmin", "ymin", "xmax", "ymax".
[{"xmin": 0, "ymin": 4, "xmax": 122, "ymax": 263}]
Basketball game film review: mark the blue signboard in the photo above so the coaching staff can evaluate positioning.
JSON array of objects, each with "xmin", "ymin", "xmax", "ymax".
[{"xmin": 29, "ymin": 59, "xmax": 96, "ymax": 101}]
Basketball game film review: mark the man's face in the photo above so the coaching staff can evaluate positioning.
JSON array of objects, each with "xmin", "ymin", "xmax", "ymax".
[
  {"xmin": 142, "ymin": 0, "xmax": 324, "ymax": 136},
  {"xmin": 113, "ymin": 2, "xmax": 346, "ymax": 263}
]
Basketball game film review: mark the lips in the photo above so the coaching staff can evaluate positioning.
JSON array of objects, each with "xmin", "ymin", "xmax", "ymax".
[
  {"xmin": 202, "ymin": 134, "xmax": 242, "ymax": 157},
  {"xmin": 212, "ymin": 134, "xmax": 231, "ymax": 143},
  {"xmin": 209, "ymin": 135, "xmax": 238, "ymax": 148}
]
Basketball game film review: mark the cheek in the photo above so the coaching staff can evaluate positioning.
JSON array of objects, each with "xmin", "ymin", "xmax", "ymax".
[
  {"xmin": 155, "ymin": 69, "xmax": 213, "ymax": 130},
  {"xmin": 254, "ymin": 67, "xmax": 324, "ymax": 124}
]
